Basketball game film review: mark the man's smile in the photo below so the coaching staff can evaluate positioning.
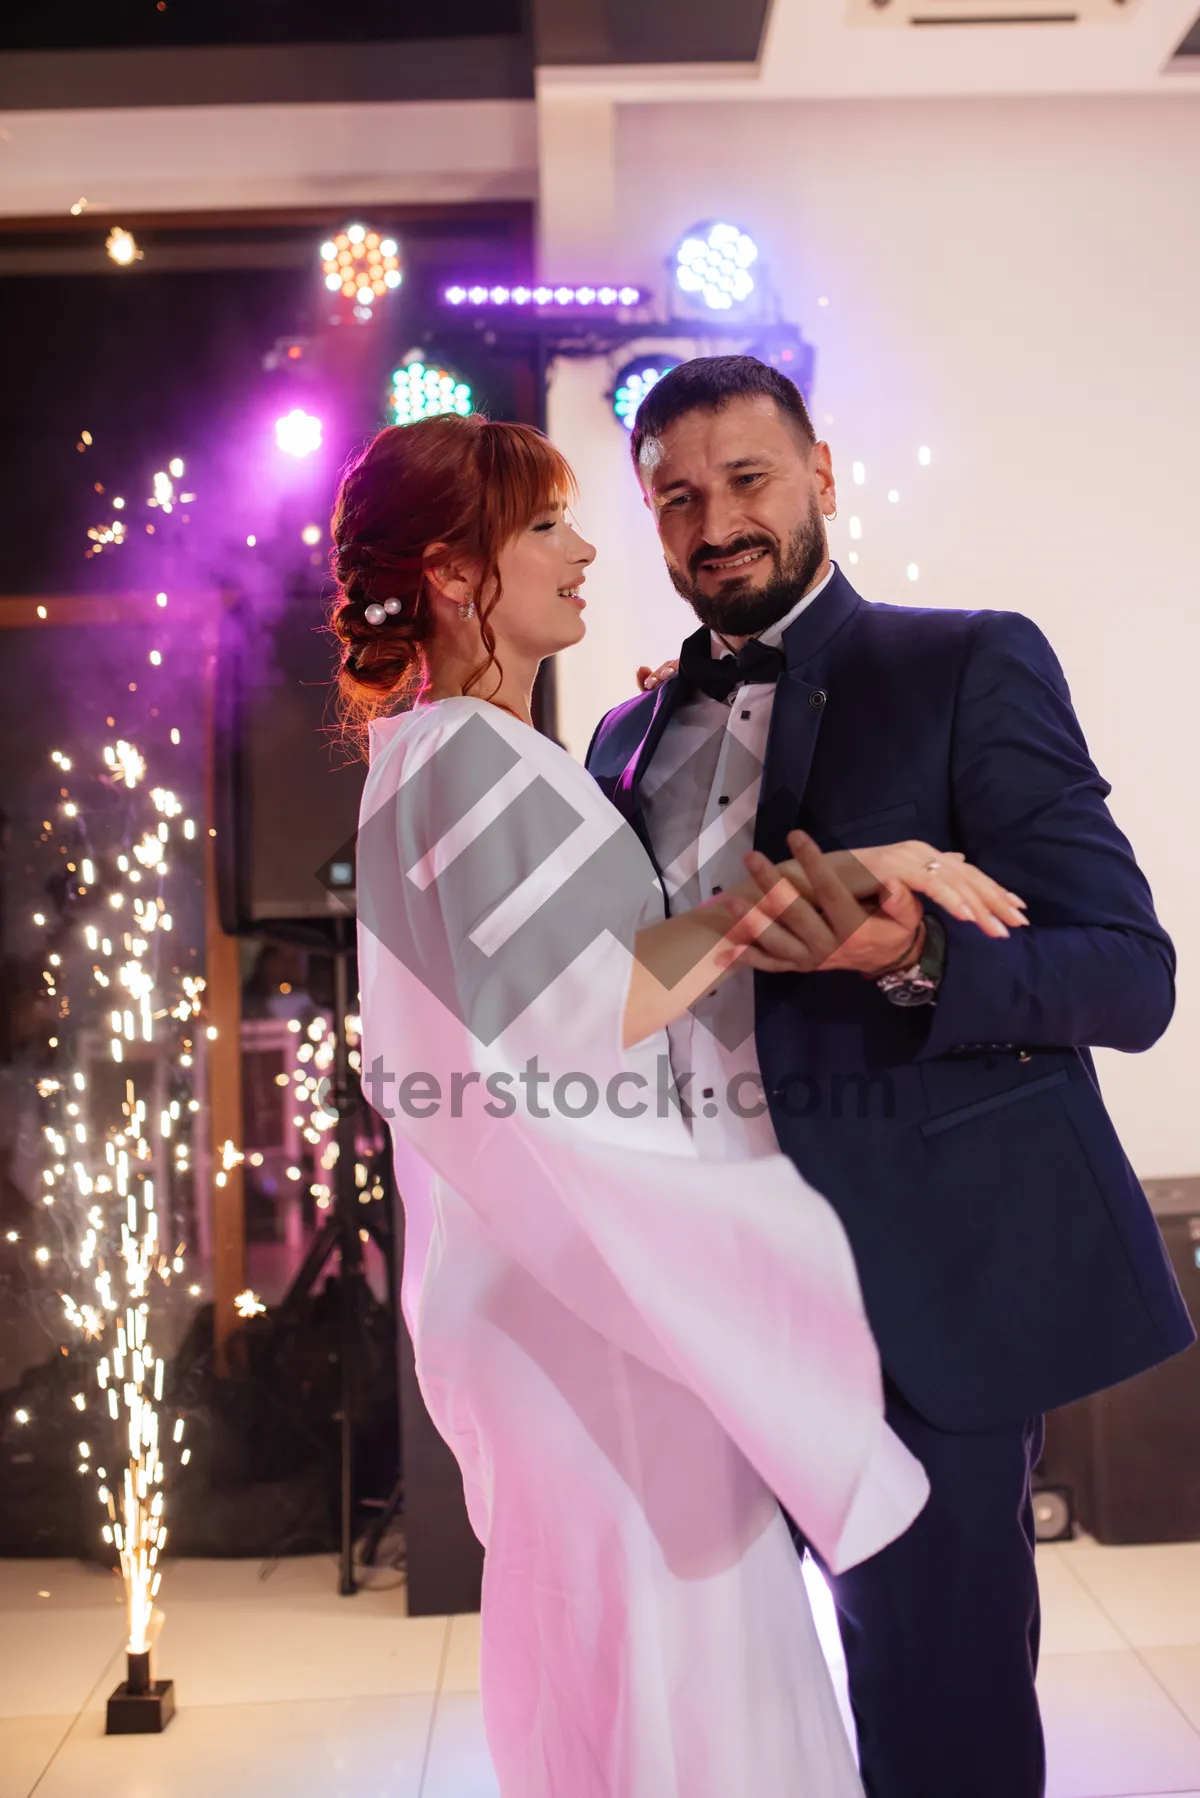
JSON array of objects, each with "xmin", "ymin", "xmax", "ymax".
[{"xmin": 698, "ymin": 546, "xmax": 771, "ymax": 575}]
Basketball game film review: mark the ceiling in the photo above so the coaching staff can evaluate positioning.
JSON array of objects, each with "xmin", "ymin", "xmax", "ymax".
[
  {"xmin": 0, "ymin": 0, "xmax": 776, "ymax": 111},
  {"xmin": 539, "ymin": 0, "xmax": 1200, "ymax": 98},
  {"xmin": 2, "ymin": 0, "xmax": 1194, "ymax": 113}
]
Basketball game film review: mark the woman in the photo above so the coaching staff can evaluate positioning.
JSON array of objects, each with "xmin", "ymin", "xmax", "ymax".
[{"xmin": 330, "ymin": 414, "xmax": 1019, "ymax": 1798}]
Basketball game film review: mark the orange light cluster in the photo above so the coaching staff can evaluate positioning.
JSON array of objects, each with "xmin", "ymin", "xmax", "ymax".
[{"xmin": 320, "ymin": 225, "xmax": 402, "ymax": 306}]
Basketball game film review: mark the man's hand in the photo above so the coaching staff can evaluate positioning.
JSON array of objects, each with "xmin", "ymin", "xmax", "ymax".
[{"xmin": 733, "ymin": 832, "xmax": 1027, "ymax": 978}]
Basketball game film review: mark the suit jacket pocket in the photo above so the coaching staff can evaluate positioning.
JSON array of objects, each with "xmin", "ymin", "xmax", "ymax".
[{"xmin": 920, "ymin": 1068, "xmax": 1069, "ymax": 1138}]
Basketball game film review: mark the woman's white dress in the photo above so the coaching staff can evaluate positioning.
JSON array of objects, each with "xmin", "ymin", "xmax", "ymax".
[{"xmin": 355, "ymin": 698, "xmax": 928, "ymax": 1798}]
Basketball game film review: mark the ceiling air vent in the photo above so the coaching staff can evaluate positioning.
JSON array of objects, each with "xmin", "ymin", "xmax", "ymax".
[{"xmin": 848, "ymin": 0, "xmax": 1140, "ymax": 25}]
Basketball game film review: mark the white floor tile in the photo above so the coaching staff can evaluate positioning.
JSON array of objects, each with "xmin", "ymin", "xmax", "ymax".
[
  {"xmin": 0, "ymin": 1592, "xmax": 125, "ymax": 1720},
  {"xmin": 0, "ymin": 1715, "xmax": 74, "ymax": 1798},
  {"xmin": 156, "ymin": 1553, "xmax": 400, "ymax": 1605},
  {"xmin": 1139, "ymin": 1647, "xmax": 1200, "ymax": 1732},
  {"xmin": 1036, "ymin": 1544, "xmax": 1129, "ymax": 1655},
  {"xmin": 80, "ymin": 1598, "xmax": 448, "ymax": 1710},
  {"xmin": 0, "ymin": 1559, "xmax": 125, "ymax": 1611},
  {"xmin": 36, "ymin": 1694, "xmax": 434, "ymax": 1798},
  {"xmin": 1039, "ymin": 1649, "xmax": 1200, "ymax": 1798},
  {"xmin": 441, "ymin": 1612, "xmax": 482, "ymax": 1693},
  {"xmin": 1057, "ymin": 1542, "xmax": 1200, "ymax": 1650},
  {"xmin": 421, "ymin": 1693, "xmax": 500, "ymax": 1798}
]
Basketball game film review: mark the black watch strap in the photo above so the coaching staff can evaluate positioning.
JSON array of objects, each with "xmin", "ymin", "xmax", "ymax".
[{"xmin": 876, "ymin": 912, "xmax": 946, "ymax": 1008}]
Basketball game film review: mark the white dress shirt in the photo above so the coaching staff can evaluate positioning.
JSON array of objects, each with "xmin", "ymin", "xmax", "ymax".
[{"xmin": 639, "ymin": 563, "xmax": 837, "ymax": 1161}]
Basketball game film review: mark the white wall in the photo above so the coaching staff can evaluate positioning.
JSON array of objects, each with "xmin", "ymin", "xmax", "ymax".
[{"xmin": 545, "ymin": 92, "xmax": 1200, "ymax": 1177}]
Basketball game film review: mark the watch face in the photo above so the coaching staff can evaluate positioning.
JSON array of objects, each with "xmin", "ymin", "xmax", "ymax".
[{"xmin": 879, "ymin": 966, "xmax": 938, "ymax": 1007}]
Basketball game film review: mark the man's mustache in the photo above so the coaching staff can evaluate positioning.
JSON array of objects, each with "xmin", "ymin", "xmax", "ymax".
[{"xmin": 689, "ymin": 536, "xmax": 778, "ymax": 581}]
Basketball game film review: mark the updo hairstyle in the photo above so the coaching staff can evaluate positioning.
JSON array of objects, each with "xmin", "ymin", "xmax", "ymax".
[{"xmin": 328, "ymin": 412, "xmax": 575, "ymax": 751}]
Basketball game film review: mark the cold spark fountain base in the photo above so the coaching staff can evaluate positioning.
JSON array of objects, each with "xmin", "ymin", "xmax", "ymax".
[{"xmin": 105, "ymin": 1649, "xmax": 176, "ymax": 1734}]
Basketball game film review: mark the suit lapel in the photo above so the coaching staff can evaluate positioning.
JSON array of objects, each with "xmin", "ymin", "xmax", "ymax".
[
  {"xmin": 609, "ymin": 642, "xmax": 696, "ymax": 829},
  {"xmin": 754, "ymin": 567, "xmax": 862, "ymax": 859}
]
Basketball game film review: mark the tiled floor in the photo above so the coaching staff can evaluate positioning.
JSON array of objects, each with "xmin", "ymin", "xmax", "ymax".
[{"xmin": 4, "ymin": 1538, "xmax": 1200, "ymax": 1797}]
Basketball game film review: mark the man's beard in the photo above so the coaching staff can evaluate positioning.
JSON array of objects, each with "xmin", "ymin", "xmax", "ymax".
[{"xmin": 668, "ymin": 492, "xmax": 828, "ymax": 637}]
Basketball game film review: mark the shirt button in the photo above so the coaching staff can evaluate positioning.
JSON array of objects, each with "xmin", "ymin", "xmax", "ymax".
[
  {"xmin": 718, "ymin": 795, "xmax": 729, "ymax": 806},
  {"xmin": 740, "ymin": 709, "xmax": 751, "ymax": 720},
  {"xmin": 711, "ymin": 885, "xmax": 722, "ymax": 894},
  {"xmin": 809, "ymin": 690, "xmax": 827, "ymax": 709}
]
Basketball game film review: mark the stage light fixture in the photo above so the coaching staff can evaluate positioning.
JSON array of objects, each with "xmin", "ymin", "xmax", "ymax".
[
  {"xmin": 388, "ymin": 361, "xmax": 474, "ymax": 428},
  {"xmin": 275, "ymin": 409, "xmax": 323, "ymax": 458},
  {"xmin": 441, "ymin": 283, "xmax": 646, "ymax": 311},
  {"xmin": 674, "ymin": 222, "xmax": 758, "ymax": 313},
  {"xmin": 611, "ymin": 355, "xmax": 681, "ymax": 431},
  {"xmin": 745, "ymin": 328, "xmax": 816, "ymax": 401},
  {"xmin": 320, "ymin": 225, "xmax": 402, "ymax": 304}
]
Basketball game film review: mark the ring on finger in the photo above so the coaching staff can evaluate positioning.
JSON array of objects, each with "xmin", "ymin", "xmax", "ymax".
[{"xmin": 924, "ymin": 858, "xmax": 942, "ymax": 872}]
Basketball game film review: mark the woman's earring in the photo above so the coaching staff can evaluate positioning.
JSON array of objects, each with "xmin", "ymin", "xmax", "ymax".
[{"xmin": 457, "ymin": 596, "xmax": 477, "ymax": 621}]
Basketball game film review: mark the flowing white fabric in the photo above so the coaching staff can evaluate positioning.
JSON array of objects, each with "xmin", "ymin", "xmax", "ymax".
[{"xmin": 355, "ymin": 698, "xmax": 928, "ymax": 1798}]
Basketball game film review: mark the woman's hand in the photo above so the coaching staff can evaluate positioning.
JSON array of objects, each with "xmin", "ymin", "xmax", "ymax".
[
  {"xmin": 728, "ymin": 831, "xmax": 1027, "ymax": 979},
  {"xmin": 636, "ymin": 658, "xmax": 680, "ymax": 693},
  {"xmin": 830, "ymin": 838, "xmax": 1026, "ymax": 939}
]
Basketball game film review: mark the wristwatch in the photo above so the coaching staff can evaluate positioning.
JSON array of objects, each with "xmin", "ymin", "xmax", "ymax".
[{"xmin": 876, "ymin": 913, "xmax": 946, "ymax": 1009}]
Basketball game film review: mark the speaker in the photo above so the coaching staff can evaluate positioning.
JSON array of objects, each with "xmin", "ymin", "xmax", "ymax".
[
  {"xmin": 214, "ymin": 588, "xmax": 365, "ymax": 932},
  {"xmin": 1040, "ymin": 1181, "xmax": 1200, "ymax": 1544},
  {"xmin": 213, "ymin": 589, "xmax": 560, "ymax": 932}
]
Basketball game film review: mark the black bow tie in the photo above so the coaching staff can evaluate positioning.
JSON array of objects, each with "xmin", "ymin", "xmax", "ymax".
[{"xmin": 677, "ymin": 630, "xmax": 787, "ymax": 703}]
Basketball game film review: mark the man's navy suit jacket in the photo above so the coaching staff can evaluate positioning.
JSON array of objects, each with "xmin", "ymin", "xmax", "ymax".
[{"xmin": 584, "ymin": 567, "xmax": 1194, "ymax": 1430}]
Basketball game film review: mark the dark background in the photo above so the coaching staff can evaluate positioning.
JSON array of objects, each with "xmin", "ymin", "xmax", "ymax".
[
  {"xmin": 0, "ymin": 0, "xmax": 525, "ymax": 51},
  {"xmin": 0, "ymin": 209, "xmax": 536, "ymax": 598}
]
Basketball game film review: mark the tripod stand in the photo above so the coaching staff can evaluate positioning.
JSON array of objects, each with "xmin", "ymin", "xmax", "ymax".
[{"xmin": 270, "ymin": 913, "xmax": 397, "ymax": 1596}]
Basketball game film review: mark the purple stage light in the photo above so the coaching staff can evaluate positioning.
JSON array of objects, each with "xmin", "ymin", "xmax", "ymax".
[
  {"xmin": 439, "ymin": 282, "xmax": 650, "ymax": 311},
  {"xmin": 275, "ymin": 409, "xmax": 323, "ymax": 459}
]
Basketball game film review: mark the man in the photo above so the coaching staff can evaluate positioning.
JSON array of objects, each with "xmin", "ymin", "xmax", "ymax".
[{"xmin": 584, "ymin": 355, "xmax": 1193, "ymax": 1798}]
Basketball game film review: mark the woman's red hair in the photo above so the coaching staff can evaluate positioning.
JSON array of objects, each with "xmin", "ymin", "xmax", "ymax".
[{"xmin": 328, "ymin": 414, "xmax": 576, "ymax": 753}]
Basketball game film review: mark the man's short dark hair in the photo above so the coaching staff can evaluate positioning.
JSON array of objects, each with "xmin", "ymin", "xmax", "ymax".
[{"xmin": 629, "ymin": 355, "xmax": 817, "ymax": 474}]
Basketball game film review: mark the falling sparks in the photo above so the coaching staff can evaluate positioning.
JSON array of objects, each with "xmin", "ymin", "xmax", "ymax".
[
  {"xmin": 104, "ymin": 740, "xmax": 146, "ymax": 789},
  {"xmin": 106, "ymin": 227, "xmax": 142, "ymax": 267},
  {"xmin": 32, "ymin": 735, "xmax": 203, "ymax": 1662}
]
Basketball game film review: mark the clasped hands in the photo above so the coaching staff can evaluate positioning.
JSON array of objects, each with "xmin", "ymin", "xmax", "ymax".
[
  {"xmin": 701, "ymin": 831, "xmax": 1027, "ymax": 981},
  {"xmin": 633, "ymin": 655, "xmax": 1027, "ymax": 978}
]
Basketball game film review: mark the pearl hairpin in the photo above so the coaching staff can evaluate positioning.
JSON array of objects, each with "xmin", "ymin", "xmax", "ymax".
[{"xmin": 363, "ymin": 598, "xmax": 403, "ymax": 625}]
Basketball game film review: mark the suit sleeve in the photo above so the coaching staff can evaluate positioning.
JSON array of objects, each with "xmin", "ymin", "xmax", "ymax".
[{"xmin": 919, "ymin": 611, "xmax": 1174, "ymax": 1057}]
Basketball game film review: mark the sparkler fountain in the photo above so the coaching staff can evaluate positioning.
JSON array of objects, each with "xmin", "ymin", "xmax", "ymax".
[{"xmin": 31, "ymin": 727, "xmax": 205, "ymax": 1733}]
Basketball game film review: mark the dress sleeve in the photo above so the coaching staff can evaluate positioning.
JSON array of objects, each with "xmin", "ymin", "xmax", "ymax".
[{"xmin": 356, "ymin": 701, "xmax": 929, "ymax": 1572}]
